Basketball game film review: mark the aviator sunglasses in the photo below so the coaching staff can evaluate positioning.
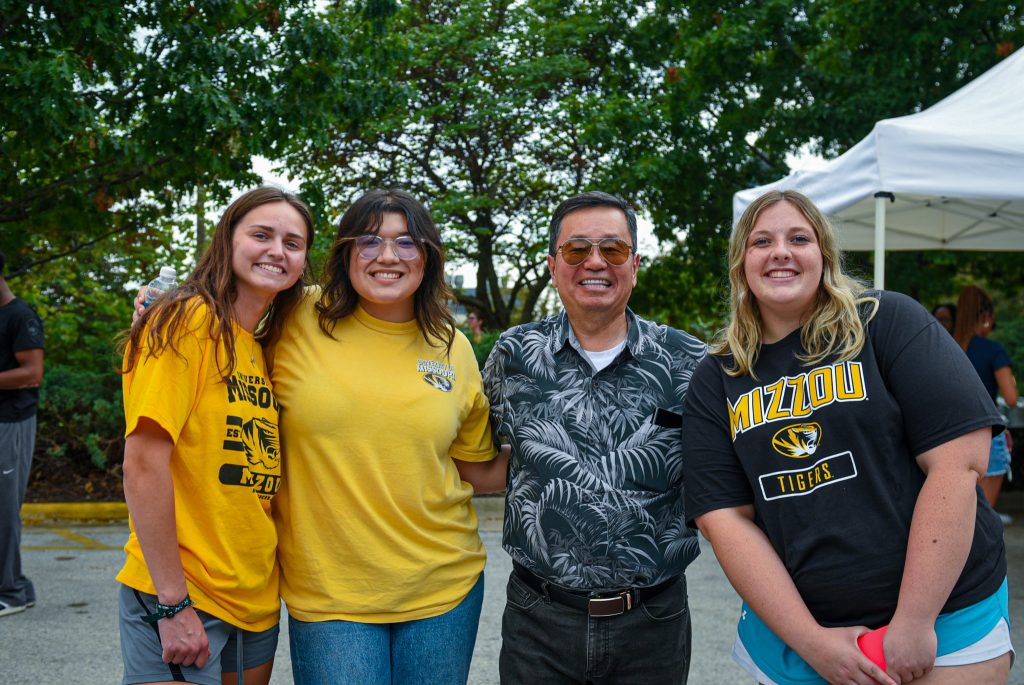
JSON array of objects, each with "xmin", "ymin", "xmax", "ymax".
[
  {"xmin": 344, "ymin": 234, "xmax": 424, "ymax": 261},
  {"xmin": 556, "ymin": 237, "xmax": 633, "ymax": 266}
]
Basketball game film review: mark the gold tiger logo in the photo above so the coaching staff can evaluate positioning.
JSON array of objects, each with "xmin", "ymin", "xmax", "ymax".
[
  {"xmin": 241, "ymin": 416, "xmax": 281, "ymax": 469},
  {"xmin": 771, "ymin": 422, "xmax": 821, "ymax": 458}
]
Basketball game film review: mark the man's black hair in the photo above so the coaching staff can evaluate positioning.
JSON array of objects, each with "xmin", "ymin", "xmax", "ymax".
[{"xmin": 547, "ymin": 191, "xmax": 639, "ymax": 256}]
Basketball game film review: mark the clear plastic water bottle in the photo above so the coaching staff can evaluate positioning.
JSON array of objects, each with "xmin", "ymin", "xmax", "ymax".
[{"xmin": 142, "ymin": 266, "xmax": 178, "ymax": 309}]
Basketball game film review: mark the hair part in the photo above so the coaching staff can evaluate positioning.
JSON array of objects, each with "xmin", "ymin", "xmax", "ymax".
[
  {"xmin": 547, "ymin": 191, "xmax": 639, "ymax": 256},
  {"xmin": 0, "ymin": 250, "xmax": 6, "ymax": 277},
  {"xmin": 316, "ymin": 189, "xmax": 455, "ymax": 353},
  {"xmin": 715, "ymin": 189, "xmax": 877, "ymax": 378},
  {"xmin": 120, "ymin": 186, "xmax": 315, "ymax": 379},
  {"xmin": 953, "ymin": 285, "xmax": 993, "ymax": 350}
]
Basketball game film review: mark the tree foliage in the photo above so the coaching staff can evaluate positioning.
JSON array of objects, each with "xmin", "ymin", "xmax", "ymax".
[
  {"xmin": 5, "ymin": 1, "xmax": 1024, "ymax": 483},
  {"xmin": 627, "ymin": 0, "xmax": 1024, "ymax": 332},
  {"xmin": 283, "ymin": 0, "xmax": 677, "ymax": 328},
  {"xmin": 0, "ymin": 1, "xmax": 388, "ymax": 475}
]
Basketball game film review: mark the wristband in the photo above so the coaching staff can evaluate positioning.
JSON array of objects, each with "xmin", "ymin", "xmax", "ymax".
[{"xmin": 141, "ymin": 594, "xmax": 195, "ymax": 623}]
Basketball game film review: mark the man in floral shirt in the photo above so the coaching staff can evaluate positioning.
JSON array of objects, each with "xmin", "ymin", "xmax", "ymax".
[{"xmin": 483, "ymin": 191, "xmax": 706, "ymax": 684}]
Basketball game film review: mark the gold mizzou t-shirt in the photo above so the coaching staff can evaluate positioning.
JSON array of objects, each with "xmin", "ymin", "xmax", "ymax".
[{"xmin": 118, "ymin": 299, "xmax": 282, "ymax": 631}]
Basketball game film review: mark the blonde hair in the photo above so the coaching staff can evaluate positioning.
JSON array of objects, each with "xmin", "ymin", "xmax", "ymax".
[{"xmin": 714, "ymin": 190, "xmax": 877, "ymax": 378}]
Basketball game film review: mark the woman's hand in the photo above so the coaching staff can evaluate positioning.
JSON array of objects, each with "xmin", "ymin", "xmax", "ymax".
[
  {"xmin": 132, "ymin": 288, "xmax": 146, "ymax": 326},
  {"xmin": 157, "ymin": 606, "xmax": 211, "ymax": 668},
  {"xmin": 800, "ymin": 625, "xmax": 897, "ymax": 685},
  {"xmin": 696, "ymin": 507, "xmax": 895, "ymax": 685},
  {"xmin": 883, "ymin": 617, "xmax": 936, "ymax": 682}
]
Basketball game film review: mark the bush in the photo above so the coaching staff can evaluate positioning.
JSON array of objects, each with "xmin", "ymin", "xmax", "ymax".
[
  {"xmin": 471, "ymin": 331, "xmax": 502, "ymax": 369},
  {"xmin": 36, "ymin": 363, "xmax": 125, "ymax": 471}
]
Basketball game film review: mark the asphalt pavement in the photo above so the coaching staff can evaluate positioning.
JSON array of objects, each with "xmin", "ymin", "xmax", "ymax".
[{"xmin": 5, "ymin": 494, "xmax": 1024, "ymax": 684}]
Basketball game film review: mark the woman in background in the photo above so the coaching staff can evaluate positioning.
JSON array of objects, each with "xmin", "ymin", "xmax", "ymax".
[{"xmin": 955, "ymin": 285, "xmax": 1018, "ymax": 519}]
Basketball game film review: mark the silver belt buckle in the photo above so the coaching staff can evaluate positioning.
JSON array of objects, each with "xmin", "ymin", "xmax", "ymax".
[{"xmin": 587, "ymin": 591, "xmax": 632, "ymax": 618}]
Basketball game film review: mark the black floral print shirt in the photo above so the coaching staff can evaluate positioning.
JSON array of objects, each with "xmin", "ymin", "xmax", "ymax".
[{"xmin": 483, "ymin": 309, "xmax": 706, "ymax": 589}]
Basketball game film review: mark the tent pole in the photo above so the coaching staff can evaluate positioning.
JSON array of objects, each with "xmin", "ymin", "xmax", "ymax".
[{"xmin": 873, "ymin": 192, "xmax": 893, "ymax": 289}]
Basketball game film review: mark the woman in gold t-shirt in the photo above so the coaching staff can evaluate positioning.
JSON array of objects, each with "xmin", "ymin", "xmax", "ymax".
[
  {"xmin": 118, "ymin": 187, "xmax": 313, "ymax": 685},
  {"xmin": 269, "ymin": 189, "xmax": 508, "ymax": 685}
]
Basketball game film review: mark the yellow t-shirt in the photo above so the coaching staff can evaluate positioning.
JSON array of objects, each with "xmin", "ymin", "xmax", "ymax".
[
  {"xmin": 117, "ymin": 301, "xmax": 282, "ymax": 631},
  {"xmin": 270, "ymin": 290, "xmax": 495, "ymax": 622}
]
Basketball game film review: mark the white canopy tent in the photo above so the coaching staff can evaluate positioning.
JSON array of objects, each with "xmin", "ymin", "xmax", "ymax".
[{"xmin": 733, "ymin": 48, "xmax": 1024, "ymax": 289}]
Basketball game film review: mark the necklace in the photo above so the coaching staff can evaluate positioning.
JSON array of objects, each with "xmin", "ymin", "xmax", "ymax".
[{"xmin": 241, "ymin": 333, "xmax": 256, "ymax": 367}]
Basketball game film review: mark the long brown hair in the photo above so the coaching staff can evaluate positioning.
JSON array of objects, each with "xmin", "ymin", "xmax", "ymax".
[
  {"xmin": 121, "ymin": 187, "xmax": 315, "ymax": 379},
  {"xmin": 953, "ymin": 285, "xmax": 994, "ymax": 351},
  {"xmin": 716, "ymin": 190, "xmax": 877, "ymax": 378},
  {"xmin": 316, "ymin": 189, "xmax": 455, "ymax": 352}
]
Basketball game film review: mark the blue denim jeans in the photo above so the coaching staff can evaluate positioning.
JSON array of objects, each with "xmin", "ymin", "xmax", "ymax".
[
  {"xmin": 289, "ymin": 573, "xmax": 484, "ymax": 685},
  {"xmin": 499, "ymin": 571, "xmax": 691, "ymax": 684}
]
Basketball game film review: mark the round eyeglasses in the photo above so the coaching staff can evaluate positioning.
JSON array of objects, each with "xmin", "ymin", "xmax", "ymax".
[
  {"xmin": 345, "ymin": 234, "xmax": 424, "ymax": 261},
  {"xmin": 556, "ymin": 237, "xmax": 633, "ymax": 266}
]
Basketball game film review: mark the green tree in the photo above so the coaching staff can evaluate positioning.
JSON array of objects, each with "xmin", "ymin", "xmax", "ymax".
[
  {"xmin": 0, "ymin": 1, "xmax": 390, "ymax": 478},
  {"xmin": 284, "ymin": 0, "xmax": 677, "ymax": 329}
]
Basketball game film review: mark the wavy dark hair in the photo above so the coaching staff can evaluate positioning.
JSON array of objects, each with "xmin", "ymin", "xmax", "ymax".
[
  {"xmin": 316, "ymin": 189, "xmax": 455, "ymax": 353},
  {"xmin": 120, "ymin": 186, "xmax": 315, "ymax": 379}
]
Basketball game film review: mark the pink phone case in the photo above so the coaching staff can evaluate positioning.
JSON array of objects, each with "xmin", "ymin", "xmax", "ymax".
[{"xmin": 857, "ymin": 625, "xmax": 888, "ymax": 670}]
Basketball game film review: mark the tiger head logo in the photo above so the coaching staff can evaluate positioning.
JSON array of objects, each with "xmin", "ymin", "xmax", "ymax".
[
  {"xmin": 240, "ymin": 416, "xmax": 281, "ymax": 469},
  {"xmin": 771, "ymin": 422, "xmax": 821, "ymax": 458}
]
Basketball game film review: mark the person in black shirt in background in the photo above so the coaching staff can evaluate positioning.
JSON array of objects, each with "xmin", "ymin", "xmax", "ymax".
[{"xmin": 0, "ymin": 250, "xmax": 45, "ymax": 618}]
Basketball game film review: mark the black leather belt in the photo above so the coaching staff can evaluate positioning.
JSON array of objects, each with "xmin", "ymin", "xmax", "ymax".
[{"xmin": 512, "ymin": 561, "xmax": 678, "ymax": 618}]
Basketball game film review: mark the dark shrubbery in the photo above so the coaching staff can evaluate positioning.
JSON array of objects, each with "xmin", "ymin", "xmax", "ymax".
[
  {"xmin": 36, "ymin": 364, "xmax": 125, "ymax": 471},
  {"xmin": 470, "ymin": 331, "xmax": 502, "ymax": 370}
]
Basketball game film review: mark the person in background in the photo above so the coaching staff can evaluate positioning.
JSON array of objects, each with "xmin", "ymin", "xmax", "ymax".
[
  {"xmin": 0, "ymin": 251, "xmax": 45, "ymax": 618},
  {"xmin": 466, "ymin": 310, "xmax": 485, "ymax": 344},
  {"xmin": 931, "ymin": 302, "xmax": 957, "ymax": 335},
  {"xmin": 269, "ymin": 189, "xmax": 507, "ymax": 685},
  {"xmin": 682, "ymin": 190, "xmax": 1011, "ymax": 685},
  {"xmin": 483, "ymin": 191, "xmax": 705, "ymax": 684},
  {"xmin": 119, "ymin": 187, "xmax": 313, "ymax": 685},
  {"xmin": 955, "ymin": 285, "xmax": 1018, "ymax": 523}
]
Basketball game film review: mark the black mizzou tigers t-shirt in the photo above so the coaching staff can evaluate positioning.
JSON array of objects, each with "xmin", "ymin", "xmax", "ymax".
[{"xmin": 681, "ymin": 290, "xmax": 1006, "ymax": 627}]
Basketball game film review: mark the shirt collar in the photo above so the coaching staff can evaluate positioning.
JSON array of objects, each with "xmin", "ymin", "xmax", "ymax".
[{"xmin": 552, "ymin": 308, "xmax": 643, "ymax": 358}]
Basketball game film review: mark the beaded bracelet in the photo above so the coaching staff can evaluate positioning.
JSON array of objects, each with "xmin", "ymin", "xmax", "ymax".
[{"xmin": 141, "ymin": 594, "xmax": 195, "ymax": 623}]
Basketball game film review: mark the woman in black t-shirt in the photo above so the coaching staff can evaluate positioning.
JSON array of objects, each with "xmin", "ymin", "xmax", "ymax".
[{"xmin": 681, "ymin": 190, "xmax": 1011, "ymax": 685}]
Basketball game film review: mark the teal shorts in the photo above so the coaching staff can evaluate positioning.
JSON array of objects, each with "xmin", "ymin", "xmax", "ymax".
[{"xmin": 734, "ymin": 578, "xmax": 1011, "ymax": 685}]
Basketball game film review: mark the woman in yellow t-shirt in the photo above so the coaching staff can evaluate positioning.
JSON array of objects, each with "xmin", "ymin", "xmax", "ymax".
[
  {"xmin": 118, "ymin": 187, "xmax": 313, "ymax": 685},
  {"xmin": 269, "ymin": 189, "xmax": 508, "ymax": 684}
]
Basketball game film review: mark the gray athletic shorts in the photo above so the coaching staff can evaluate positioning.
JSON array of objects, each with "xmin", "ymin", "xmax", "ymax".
[{"xmin": 119, "ymin": 583, "xmax": 279, "ymax": 685}]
